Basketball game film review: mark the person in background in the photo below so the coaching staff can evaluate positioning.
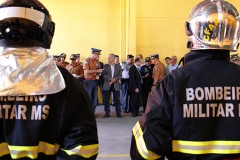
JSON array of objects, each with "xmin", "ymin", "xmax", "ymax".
[
  {"xmin": 83, "ymin": 48, "xmax": 104, "ymax": 113},
  {"xmin": 102, "ymin": 53, "xmax": 122, "ymax": 118},
  {"xmin": 137, "ymin": 54, "xmax": 145, "ymax": 67},
  {"xmin": 150, "ymin": 54, "xmax": 165, "ymax": 89},
  {"xmin": 140, "ymin": 57, "xmax": 154, "ymax": 113},
  {"xmin": 76, "ymin": 53, "xmax": 83, "ymax": 66},
  {"xmin": 53, "ymin": 55, "xmax": 60, "ymax": 66},
  {"xmin": 120, "ymin": 54, "xmax": 134, "ymax": 113},
  {"xmin": 166, "ymin": 55, "xmax": 180, "ymax": 74},
  {"xmin": 58, "ymin": 53, "xmax": 69, "ymax": 68},
  {"xmin": 129, "ymin": 58, "xmax": 143, "ymax": 117},
  {"xmin": 130, "ymin": 0, "xmax": 240, "ymax": 159},
  {"xmin": 115, "ymin": 55, "xmax": 120, "ymax": 64},
  {"xmin": 112, "ymin": 54, "xmax": 120, "ymax": 106},
  {"xmin": 66, "ymin": 54, "xmax": 84, "ymax": 85},
  {"xmin": 0, "ymin": 0, "xmax": 98, "ymax": 159},
  {"xmin": 164, "ymin": 56, "xmax": 171, "ymax": 75}
]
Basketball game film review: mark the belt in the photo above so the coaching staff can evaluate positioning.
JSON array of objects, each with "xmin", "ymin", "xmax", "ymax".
[{"xmin": 85, "ymin": 78, "xmax": 96, "ymax": 80}]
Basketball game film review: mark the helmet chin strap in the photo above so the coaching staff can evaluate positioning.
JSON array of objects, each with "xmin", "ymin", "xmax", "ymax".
[{"xmin": 177, "ymin": 57, "xmax": 185, "ymax": 68}]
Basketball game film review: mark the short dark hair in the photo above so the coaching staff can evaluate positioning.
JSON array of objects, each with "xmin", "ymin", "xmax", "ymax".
[
  {"xmin": 135, "ymin": 58, "xmax": 140, "ymax": 63},
  {"xmin": 137, "ymin": 54, "xmax": 143, "ymax": 59},
  {"xmin": 165, "ymin": 57, "xmax": 170, "ymax": 60},
  {"xmin": 127, "ymin": 54, "xmax": 134, "ymax": 59}
]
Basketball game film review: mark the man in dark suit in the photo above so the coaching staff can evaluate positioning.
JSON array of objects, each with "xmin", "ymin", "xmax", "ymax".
[
  {"xmin": 129, "ymin": 58, "xmax": 143, "ymax": 117},
  {"xmin": 102, "ymin": 53, "xmax": 122, "ymax": 118}
]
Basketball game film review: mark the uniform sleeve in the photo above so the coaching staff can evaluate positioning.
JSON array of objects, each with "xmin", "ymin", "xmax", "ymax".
[
  {"xmin": 83, "ymin": 58, "xmax": 89, "ymax": 70},
  {"xmin": 130, "ymin": 75, "xmax": 173, "ymax": 160},
  {"xmin": 55, "ymin": 68, "xmax": 98, "ymax": 160},
  {"xmin": 79, "ymin": 65, "xmax": 84, "ymax": 78}
]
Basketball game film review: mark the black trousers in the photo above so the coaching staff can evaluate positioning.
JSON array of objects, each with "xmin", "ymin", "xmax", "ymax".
[
  {"xmin": 141, "ymin": 83, "xmax": 152, "ymax": 112},
  {"xmin": 103, "ymin": 85, "xmax": 121, "ymax": 116},
  {"xmin": 130, "ymin": 91, "xmax": 141, "ymax": 115}
]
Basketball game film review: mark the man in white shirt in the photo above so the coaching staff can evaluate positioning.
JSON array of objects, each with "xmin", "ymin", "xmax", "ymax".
[
  {"xmin": 120, "ymin": 54, "xmax": 134, "ymax": 113},
  {"xmin": 167, "ymin": 55, "xmax": 180, "ymax": 74}
]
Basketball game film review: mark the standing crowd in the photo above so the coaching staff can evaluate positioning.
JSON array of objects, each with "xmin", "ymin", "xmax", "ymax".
[
  {"xmin": 1, "ymin": 0, "xmax": 240, "ymax": 159},
  {"xmin": 52, "ymin": 49, "xmax": 181, "ymax": 118}
]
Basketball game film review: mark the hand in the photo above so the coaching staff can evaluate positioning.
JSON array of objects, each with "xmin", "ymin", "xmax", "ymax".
[
  {"xmin": 119, "ymin": 80, "xmax": 122, "ymax": 84},
  {"xmin": 95, "ymin": 75, "xmax": 99, "ymax": 80},
  {"xmin": 145, "ymin": 73, "xmax": 150, "ymax": 78},
  {"xmin": 97, "ymin": 69, "xmax": 104, "ymax": 73},
  {"xmin": 108, "ymin": 81, "xmax": 113, "ymax": 86},
  {"xmin": 111, "ymin": 78, "xmax": 117, "ymax": 82},
  {"xmin": 135, "ymin": 88, "xmax": 139, "ymax": 93},
  {"xmin": 151, "ymin": 86, "xmax": 155, "ymax": 91}
]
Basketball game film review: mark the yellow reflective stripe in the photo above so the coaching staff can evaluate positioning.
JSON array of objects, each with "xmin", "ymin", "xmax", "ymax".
[
  {"xmin": 173, "ymin": 140, "xmax": 240, "ymax": 154},
  {"xmin": 0, "ymin": 141, "xmax": 60, "ymax": 159},
  {"xmin": 61, "ymin": 144, "xmax": 98, "ymax": 158},
  {"xmin": 132, "ymin": 121, "xmax": 161, "ymax": 159},
  {"xmin": 38, "ymin": 142, "xmax": 60, "ymax": 155},
  {"xmin": 0, "ymin": 142, "xmax": 10, "ymax": 157}
]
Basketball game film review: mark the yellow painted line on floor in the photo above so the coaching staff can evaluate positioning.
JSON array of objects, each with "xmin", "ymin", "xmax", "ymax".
[{"xmin": 98, "ymin": 154, "xmax": 130, "ymax": 158}]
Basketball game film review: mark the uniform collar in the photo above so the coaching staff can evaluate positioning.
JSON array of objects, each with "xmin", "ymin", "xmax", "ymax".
[{"xmin": 184, "ymin": 50, "xmax": 230, "ymax": 65}]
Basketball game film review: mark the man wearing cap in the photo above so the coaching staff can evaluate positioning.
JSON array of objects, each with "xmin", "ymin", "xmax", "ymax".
[
  {"xmin": 140, "ymin": 57, "xmax": 154, "ymax": 113},
  {"xmin": 66, "ymin": 54, "xmax": 84, "ymax": 85},
  {"xmin": 83, "ymin": 48, "xmax": 104, "ymax": 112},
  {"xmin": 76, "ymin": 53, "xmax": 83, "ymax": 66},
  {"xmin": 120, "ymin": 54, "xmax": 134, "ymax": 113},
  {"xmin": 58, "ymin": 53, "xmax": 69, "ymax": 68},
  {"xmin": 52, "ymin": 55, "xmax": 60, "ymax": 66},
  {"xmin": 150, "ymin": 54, "xmax": 165, "ymax": 89}
]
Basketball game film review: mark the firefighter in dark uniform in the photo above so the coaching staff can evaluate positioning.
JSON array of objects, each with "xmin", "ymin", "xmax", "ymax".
[
  {"xmin": 130, "ymin": 0, "xmax": 240, "ymax": 159},
  {"xmin": 66, "ymin": 54, "xmax": 84, "ymax": 85},
  {"xmin": 0, "ymin": 0, "xmax": 98, "ymax": 159},
  {"xmin": 140, "ymin": 57, "xmax": 154, "ymax": 113},
  {"xmin": 58, "ymin": 53, "xmax": 69, "ymax": 68},
  {"xmin": 83, "ymin": 48, "xmax": 103, "ymax": 112}
]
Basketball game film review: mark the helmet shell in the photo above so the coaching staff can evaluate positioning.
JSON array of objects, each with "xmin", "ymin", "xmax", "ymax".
[
  {"xmin": 186, "ymin": 0, "xmax": 240, "ymax": 51},
  {"xmin": 0, "ymin": 0, "xmax": 55, "ymax": 49}
]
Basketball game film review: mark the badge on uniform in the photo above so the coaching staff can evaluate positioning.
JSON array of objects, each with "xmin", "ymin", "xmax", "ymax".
[{"xmin": 144, "ymin": 68, "xmax": 148, "ymax": 73}]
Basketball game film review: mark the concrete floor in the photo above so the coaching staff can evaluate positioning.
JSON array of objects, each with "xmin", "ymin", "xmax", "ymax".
[{"xmin": 95, "ymin": 105, "xmax": 141, "ymax": 160}]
